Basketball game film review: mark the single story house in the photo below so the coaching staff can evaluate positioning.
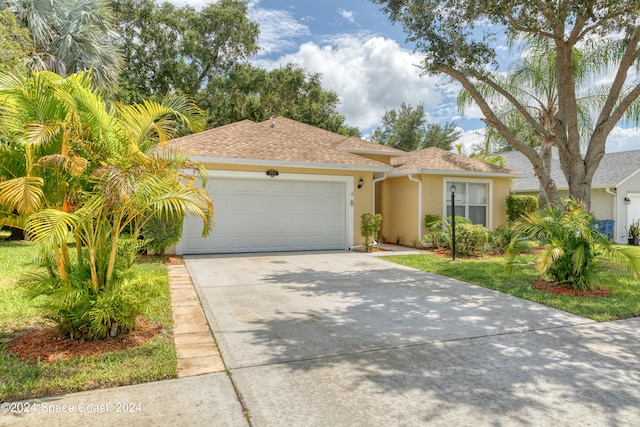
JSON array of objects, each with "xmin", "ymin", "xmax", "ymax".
[
  {"xmin": 165, "ymin": 117, "xmax": 522, "ymax": 254},
  {"xmin": 502, "ymin": 149, "xmax": 640, "ymax": 243}
]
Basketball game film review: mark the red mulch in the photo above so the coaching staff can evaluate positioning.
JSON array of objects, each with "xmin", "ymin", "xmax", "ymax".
[
  {"xmin": 531, "ymin": 279, "xmax": 610, "ymax": 298},
  {"xmin": 3, "ymin": 254, "xmax": 180, "ymax": 363},
  {"xmin": 4, "ymin": 317, "xmax": 164, "ymax": 363}
]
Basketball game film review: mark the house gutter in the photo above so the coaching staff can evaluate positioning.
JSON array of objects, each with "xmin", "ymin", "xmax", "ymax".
[
  {"xmin": 407, "ymin": 174, "xmax": 423, "ymax": 240},
  {"xmin": 372, "ymin": 173, "xmax": 388, "ymax": 213},
  {"xmin": 188, "ymin": 156, "xmax": 394, "ymax": 173},
  {"xmin": 605, "ymin": 187, "xmax": 621, "ymax": 243},
  {"xmin": 388, "ymin": 169, "xmax": 525, "ymax": 179}
]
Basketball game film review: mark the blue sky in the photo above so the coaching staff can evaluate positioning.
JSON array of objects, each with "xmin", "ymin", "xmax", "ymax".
[{"xmin": 171, "ymin": 0, "xmax": 640, "ymax": 153}]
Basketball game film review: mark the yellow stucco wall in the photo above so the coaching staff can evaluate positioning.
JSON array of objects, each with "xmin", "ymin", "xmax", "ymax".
[
  {"xmin": 380, "ymin": 177, "xmax": 419, "ymax": 245},
  {"xmin": 492, "ymin": 177, "xmax": 511, "ymax": 228},
  {"xmin": 380, "ymin": 174, "xmax": 512, "ymax": 245},
  {"xmin": 199, "ymin": 162, "xmax": 375, "ymax": 247}
]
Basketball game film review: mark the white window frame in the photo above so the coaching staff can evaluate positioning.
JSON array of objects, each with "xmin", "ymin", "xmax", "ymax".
[{"xmin": 442, "ymin": 177, "xmax": 493, "ymax": 230}]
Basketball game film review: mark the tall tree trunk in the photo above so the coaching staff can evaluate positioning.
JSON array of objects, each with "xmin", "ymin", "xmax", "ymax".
[{"xmin": 538, "ymin": 141, "xmax": 554, "ymax": 207}]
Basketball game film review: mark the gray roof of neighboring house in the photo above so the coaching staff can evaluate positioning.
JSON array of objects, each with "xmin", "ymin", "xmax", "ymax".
[{"xmin": 502, "ymin": 149, "xmax": 640, "ymax": 191}]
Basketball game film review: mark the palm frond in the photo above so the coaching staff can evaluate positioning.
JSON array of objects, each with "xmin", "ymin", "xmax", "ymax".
[
  {"xmin": 0, "ymin": 175, "xmax": 44, "ymax": 215},
  {"xmin": 24, "ymin": 208, "xmax": 77, "ymax": 252}
]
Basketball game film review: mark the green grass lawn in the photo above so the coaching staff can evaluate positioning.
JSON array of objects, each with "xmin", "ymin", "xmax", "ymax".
[
  {"xmin": 383, "ymin": 250, "xmax": 640, "ymax": 322},
  {"xmin": 0, "ymin": 241, "xmax": 177, "ymax": 402}
]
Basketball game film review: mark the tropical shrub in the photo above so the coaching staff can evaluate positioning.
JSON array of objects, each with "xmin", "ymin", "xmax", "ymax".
[
  {"xmin": 22, "ymin": 269, "xmax": 159, "ymax": 340},
  {"xmin": 421, "ymin": 215, "xmax": 471, "ymax": 248},
  {"xmin": 423, "ymin": 214, "xmax": 440, "ymax": 229},
  {"xmin": 361, "ymin": 213, "xmax": 382, "ymax": 251},
  {"xmin": 508, "ymin": 198, "xmax": 640, "ymax": 290},
  {"xmin": 489, "ymin": 223, "xmax": 532, "ymax": 254},
  {"xmin": 456, "ymin": 224, "xmax": 489, "ymax": 256},
  {"xmin": 0, "ymin": 71, "xmax": 214, "ymax": 339},
  {"xmin": 143, "ymin": 210, "xmax": 185, "ymax": 256},
  {"xmin": 506, "ymin": 195, "xmax": 538, "ymax": 221}
]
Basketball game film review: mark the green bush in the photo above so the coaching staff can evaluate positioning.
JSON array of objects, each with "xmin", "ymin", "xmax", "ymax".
[
  {"xmin": 143, "ymin": 212, "xmax": 185, "ymax": 256},
  {"xmin": 421, "ymin": 215, "xmax": 472, "ymax": 248},
  {"xmin": 508, "ymin": 198, "xmax": 640, "ymax": 289},
  {"xmin": 489, "ymin": 223, "xmax": 532, "ymax": 254},
  {"xmin": 361, "ymin": 213, "xmax": 382, "ymax": 251},
  {"xmin": 456, "ymin": 224, "xmax": 489, "ymax": 256},
  {"xmin": 506, "ymin": 194, "xmax": 538, "ymax": 221},
  {"xmin": 22, "ymin": 269, "xmax": 159, "ymax": 340},
  {"xmin": 423, "ymin": 214, "xmax": 441, "ymax": 229}
]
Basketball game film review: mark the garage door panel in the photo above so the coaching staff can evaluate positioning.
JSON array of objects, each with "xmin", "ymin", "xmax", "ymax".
[
  {"xmin": 249, "ymin": 180, "xmax": 270, "ymax": 192},
  {"xmin": 290, "ymin": 182, "xmax": 308, "ymax": 193},
  {"xmin": 182, "ymin": 176, "xmax": 348, "ymax": 254}
]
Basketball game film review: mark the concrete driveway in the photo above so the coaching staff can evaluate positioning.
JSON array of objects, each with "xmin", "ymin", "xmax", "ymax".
[{"xmin": 185, "ymin": 251, "xmax": 640, "ymax": 426}]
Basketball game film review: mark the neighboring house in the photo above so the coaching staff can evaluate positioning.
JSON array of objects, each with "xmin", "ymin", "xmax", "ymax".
[
  {"xmin": 165, "ymin": 117, "xmax": 521, "ymax": 254},
  {"xmin": 502, "ymin": 149, "xmax": 640, "ymax": 243}
]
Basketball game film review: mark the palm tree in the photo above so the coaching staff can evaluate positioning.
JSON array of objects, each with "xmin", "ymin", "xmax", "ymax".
[
  {"xmin": 1, "ymin": 0, "xmax": 122, "ymax": 88},
  {"xmin": 0, "ymin": 70, "xmax": 213, "ymax": 338},
  {"xmin": 508, "ymin": 198, "xmax": 640, "ymax": 290},
  {"xmin": 458, "ymin": 38, "xmax": 639, "ymax": 207}
]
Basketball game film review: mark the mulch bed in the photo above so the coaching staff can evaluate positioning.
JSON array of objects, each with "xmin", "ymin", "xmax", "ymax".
[
  {"xmin": 4, "ymin": 318, "xmax": 164, "ymax": 362},
  {"xmin": 531, "ymin": 279, "xmax": 610, "ymax": 298},
  {"xmin": 3, "ymin": 255, "xmax": 178, "ymax": 363}
]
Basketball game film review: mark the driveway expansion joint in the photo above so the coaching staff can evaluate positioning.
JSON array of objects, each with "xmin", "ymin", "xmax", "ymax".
[{"xmin": 227, "ymin": 320, "xmax": 598, "ymax": 371}]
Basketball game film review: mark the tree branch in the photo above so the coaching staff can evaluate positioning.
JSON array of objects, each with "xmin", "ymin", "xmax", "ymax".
[
  {"xmin": 441, "ymin": 66, "xmax": 540, "ymax": 157},
  {"xmin": 593, "ymin": 27, "xmax": 640, "ymax": 129},
  {"xmin": 471, "ymin": 71, "xmax": 553, "ymax": 139}
]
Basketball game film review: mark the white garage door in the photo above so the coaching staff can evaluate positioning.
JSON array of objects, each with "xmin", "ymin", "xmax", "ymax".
[{"xmin": 181, "ymin": 175, "xmax": 348, "ymax": 254}]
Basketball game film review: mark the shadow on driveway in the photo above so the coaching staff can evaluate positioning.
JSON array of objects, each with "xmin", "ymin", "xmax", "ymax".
[{"xmin": 187, "ymin": 253, "xmax": 640, "ymax": 425}]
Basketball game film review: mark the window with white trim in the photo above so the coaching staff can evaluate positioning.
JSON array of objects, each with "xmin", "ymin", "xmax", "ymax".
[{"xmin": 445, "ymin": 181, "xmax": 489, "ymax": 227}]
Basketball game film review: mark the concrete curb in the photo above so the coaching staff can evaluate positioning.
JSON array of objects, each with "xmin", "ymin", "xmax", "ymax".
[{"xmin": 167, "ymin": 261, "xmax": 225, "ymax": 377}]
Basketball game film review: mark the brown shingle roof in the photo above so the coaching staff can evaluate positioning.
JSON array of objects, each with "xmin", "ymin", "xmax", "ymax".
[
  {"xmin": 257, "ymin": 117, "xmax": 407, "ymax": 155},
  {"xmin": 164, "ymin": 119, "xmax": 391, "ymax": 169},
  {"xmin": 164, "ymin": 118, "xmax": 520, "ymax": 177},
  {"xmin": 392, "ymin": 147, "xmax": 520, "ymax": 175}
]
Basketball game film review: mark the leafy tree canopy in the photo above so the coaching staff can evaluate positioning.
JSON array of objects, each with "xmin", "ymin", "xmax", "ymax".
[
  {"xmin": 373, "ymin": 0, "xmax": 640, "ymax": 207},
  {"xmin": 111, "ymin": 0, "xmax": 259, "ymax": 101},
  {"xmin": 0, "ymin": 10, "xmax": 32, "ymax": 73},
  {"xmin": 1, "ymin": 0, "xmax": 122, "ymax": 88},
  {"xmin": 371, "ymin": 102, "xmax": 459, "ymax": 151},
  {"xmin": 112, "ymin": 2, "xmax": 359, "ymax": 136},
  {"xmin": 196, "ymin": 62, "xmax": 360, "ymax": 136}
]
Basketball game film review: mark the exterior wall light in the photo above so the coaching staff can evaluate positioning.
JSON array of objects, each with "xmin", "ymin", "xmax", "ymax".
[
  {"xmin": 266, "ymin": 169, "xmax": 279, "ymax": 178},
  {"xmin": 358, "ymin": 178, "xmax": 364, "ymax": 189}
]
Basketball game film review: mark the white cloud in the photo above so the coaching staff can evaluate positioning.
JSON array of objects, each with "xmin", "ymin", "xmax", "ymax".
[
  {"xmin": 262, "ymin": 34, "xmax": 446, "ymax": 130},
  {"xmin": 167, "ymin": 0, "xmax": 216, "ymax": 9},
  {"xmin": 605, "ymin": 127, "xmax": 640, "ymax": 153},
  {"xmin": 248, "ymin": 4, "xmax": 310, "ymax": 56},
  {"xmin": 457, "ymin": 128, "xmax": 486, "ymax": 154},
  {"xmin": 337, "ymin": 9, "xmax": 358, "ymax": 26}
]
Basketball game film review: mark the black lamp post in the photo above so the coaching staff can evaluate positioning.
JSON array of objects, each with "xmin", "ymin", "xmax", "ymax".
[{"xmin": 451, "ymin": 183, "xmax": 456, "ymax": 261}]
